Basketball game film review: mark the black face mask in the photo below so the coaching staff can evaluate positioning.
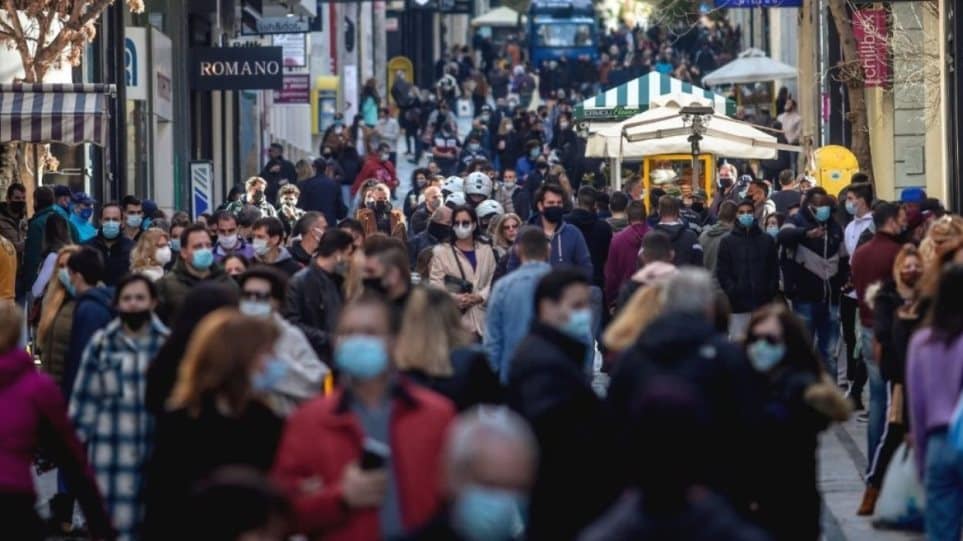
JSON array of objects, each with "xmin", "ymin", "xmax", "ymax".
[
  {"xmin": 370, "ymin": 201, "xmax": 389, "ymax": 213},
  {"xmin": 543, "ymin": 206, "xmax": 564, "ymax": 224},
  {"xmin": 428, "ymin": 222, "xmax": 452, "ymax": 242},
  {"xmin": 362, "ymin": 277, "xmax": 389, "ymax": 296},
  {"xmin": 252, "ymin": 190, "xmax": 265, "ymax": 204},
  {"xmin": 119, "ymin": 309, "xmax": 152, "ymax": 331}
]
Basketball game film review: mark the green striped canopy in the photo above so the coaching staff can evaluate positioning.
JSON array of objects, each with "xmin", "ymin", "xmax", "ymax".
[{"xmin": 574, "ymin": 72, "xmax": 736, "ymax": 121}]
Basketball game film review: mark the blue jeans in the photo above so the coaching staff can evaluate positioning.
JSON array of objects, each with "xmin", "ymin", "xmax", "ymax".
[
  {"xmin": 861, "ymin": 326, "xmax": 886, "ymax": 469},
  {"xmin": 925, "ymin": 431, "xmax": 963, "ymax": 541},
  {"xmin": 793, "ymin": 301, "xmax": 838, "ymax": 379}
]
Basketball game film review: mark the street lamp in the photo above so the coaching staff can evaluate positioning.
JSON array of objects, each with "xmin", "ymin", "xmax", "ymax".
[{"xmin": 680, "ymin": 104, "xmax": 714, "ymax": 193}]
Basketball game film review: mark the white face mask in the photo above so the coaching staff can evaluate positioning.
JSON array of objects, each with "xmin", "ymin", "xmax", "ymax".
[
  {"xmin": 281, "ymin": 197, "xmax": 298, "ymax": 207},
  {"xmin": 154, "ymin": 246, "xmax": 172, "ymax": 266},
  {"xmin": 218, "ymin": 233, "xmax": 239, "ymax": 249},
  {"xmin": 253, "ymin": 238, "xmax": 270, "ymax": 256},
  {"xmin": 453, "ymin": 224, "xmax": 474, "ymax": 240}
]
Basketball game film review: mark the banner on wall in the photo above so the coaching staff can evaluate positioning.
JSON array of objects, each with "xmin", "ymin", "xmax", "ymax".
[{"xmin": 853, "ymin": 8, "xmax": 889, "ymax": 88}]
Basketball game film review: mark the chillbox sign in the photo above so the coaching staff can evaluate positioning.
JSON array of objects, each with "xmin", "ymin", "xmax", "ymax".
[{"xmin": 191, "ymin": 46, "xmax": 284, "ymax": 91}]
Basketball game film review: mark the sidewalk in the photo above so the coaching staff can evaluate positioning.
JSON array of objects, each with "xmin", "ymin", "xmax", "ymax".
[{"xmin": 819, "ymin": 416, "xmax": 923, "ymax": 541}]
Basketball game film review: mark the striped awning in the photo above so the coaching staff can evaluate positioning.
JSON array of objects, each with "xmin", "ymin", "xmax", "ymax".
[
  {"xmin": 0, "ymin": 83, "xmax": 115, "ymax": 146},
  {"xmin": 574, "ymin": 72, "xmax": 735, "ymax": 122}
]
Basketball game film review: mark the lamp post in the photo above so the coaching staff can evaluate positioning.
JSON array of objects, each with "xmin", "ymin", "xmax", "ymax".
[{"xmin": 680, "ymin": 104, "xmax": 714, "ymax": 194}]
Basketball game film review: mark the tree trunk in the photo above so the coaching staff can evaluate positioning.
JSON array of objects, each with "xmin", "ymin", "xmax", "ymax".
[{"xmin": 827, "ymin": 0, "xmax": 875, "ymax": 188}]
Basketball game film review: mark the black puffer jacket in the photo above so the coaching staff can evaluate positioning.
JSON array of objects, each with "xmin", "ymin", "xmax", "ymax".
[
  {"xmin": 716, "ymin": 223, "xmax": 778, "ymax": 313},
  {"xmin": 565, "ymin": 208, "xmax": 612, "ymax": 287},
  {"xmin": 777, "ymin": 207, "xmax": 844, "ymax": 303},
  {"xmin": 283, "ymin": 264, "xmax": 344, "ymax": 363},
  {"xmin": 653, "ymin": 223, "xmax": 704, "ymax": 267}
]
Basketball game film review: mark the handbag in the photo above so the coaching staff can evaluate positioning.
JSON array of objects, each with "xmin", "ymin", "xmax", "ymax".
[
  {"xmin": 443, "ymin": 245, "xmax": 474, "ymax": 295},
  {"xmin": 887, "ymin": 384, "xmax": 905, "ymax": 425}
]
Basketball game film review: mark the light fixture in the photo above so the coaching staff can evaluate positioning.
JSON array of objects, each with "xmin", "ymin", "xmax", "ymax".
[
  {"xmin": 286, "ymin": 1, "xmax": 296, "ymax": 17},
  {"xmin": 679, "ymin": 103, "xmax": 714, "ymax": 186}
]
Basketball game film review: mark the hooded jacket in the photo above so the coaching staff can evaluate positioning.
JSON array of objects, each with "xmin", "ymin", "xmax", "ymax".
[
  {"xmin": 85, "ymin": 233, "xmax": 134, "ymax": 286},
  {"xmin": 353, "ymin": 154, "xmax": 399, "ymax": 195},
  {"xmin": 0, "ymin": 348, "xmax": 113, "ymax": 540},
  {"xmin": 0, "ymin": 201, "xmax": 25, "ymax": 256},
  {"xmin": 565, "ymin": 208, "xmax": 613, "ymax": 287},
  {"xmin": 777, "ymin": 207, "xmax": 844, "ymax": 303},
  {"xmin": 699, "ymin": 221, "xmax": 732, "ymax": 278},
  {"xmin": 155, "ymin": 259, "xmax": 236, "ymax": 324},
  {"xmin": 653, "ymin": 222, "xmax": 704, "ymax": 268},
  {"xmin": 604, "ymin": 222, "xmax": 649, "ymax": 306},
  {"xmin": 23, "ymin": 204, "xmax": 78, "ymax": 296},
  {"xmin": 715, "ymin": 222, "xmax": 778, "ymax": 314},
  {"xmin": 258, "ymin": 246, "xmax": 303, "ymax": 277},
  {"xmin": 507, "ymin": 216, "xmax": 593, "ymax": 278},
  {"xmin": 65, "ymin": 286, "xmax": 115, "ymax": 398}
]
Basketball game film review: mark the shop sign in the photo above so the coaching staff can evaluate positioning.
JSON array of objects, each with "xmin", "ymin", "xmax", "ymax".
[
  {"xmin": 273, "ymin": 34, "xmax": 306, "ymax": 67},
  {"xmin": 125, "ymin": 27, "xmax": 148, "ymax": 100},
  {"xmin": 191, "ymin": 46, "xmax": 283, "ymax": 90},
  {"xmin": 274, "ymin": 74, "xmax": 310, "ymax": 104},
  {"xmin": 714, "ymin": 0, "xmax": 802, "ymax": 6},
  {"xmin": 853, "ymin": 8, "xmax": 889, "ymax": 88},
  {"xmin": 242, "ymin": 16, "xmax": 311, "ymax": 35},
  {"xmin": 190, "ymin": 160, "xmax": 213, "ymax": 219}
]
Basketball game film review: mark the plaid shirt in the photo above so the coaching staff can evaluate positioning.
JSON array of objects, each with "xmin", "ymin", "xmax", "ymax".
[{"xmin": 69, "ymin": 316, "xmax": 169, "ymax": 540}]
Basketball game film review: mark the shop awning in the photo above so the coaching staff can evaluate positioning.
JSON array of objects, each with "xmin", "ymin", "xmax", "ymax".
[
  {"xmin": 471, "ymin": 6, "xmax": 524, "ymax": 27},
  {"xmin": 575, "ymin": 72, "xmax": 735, "ymax": 122},
  {"xmin": 0, "ymin": 83, "xmax": 115, "ymax": 146}
]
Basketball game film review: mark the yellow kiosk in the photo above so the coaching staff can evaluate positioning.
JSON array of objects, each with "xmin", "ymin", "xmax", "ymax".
[
  {"xmin": 641, "ymin": 153, "xmax": 717, "ymax": 199},
  {"xmin": 311, "ymin": 76, "xmax": 340, "ymax": 135}
]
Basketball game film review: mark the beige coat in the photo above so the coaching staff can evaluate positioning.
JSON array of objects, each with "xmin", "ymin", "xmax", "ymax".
[{"xmin": 429, "ymin": 241, "xmax": 496, "ymax": 337}]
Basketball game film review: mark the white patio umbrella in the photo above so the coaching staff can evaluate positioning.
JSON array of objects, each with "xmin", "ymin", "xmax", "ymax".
[
  {"xmin": 702, "ymin": 48, "xmax": 798, "ymax": 86},
  {"xmin": 471, "ymin": 7, "xmax": 523, "ymax": 28}
]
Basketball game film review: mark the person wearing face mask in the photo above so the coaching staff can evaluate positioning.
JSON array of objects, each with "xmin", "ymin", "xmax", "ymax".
[
  {"xmin": 272, "ymin": 294, "xmax": 456, "ymax": 541},
  {"xmin": 777, "ymin": 188, "xmax": 845, "ymax": 377},
  {"xmin": 22, "ymin": 187, "xmax": 80, "ymax": 300},
  {"xmin": 259, "ymin": 143, "xmax": 299, "ymax": 205},
  {"xmin": 403, "ymin": 168, "xmax": 432, "ymax": 220},
  {"xmin": 61, "ymin": 247, "xmax": 115, "ymax": 398},
  {"xmin": 854, "ymin": 245, "xmax": 926, "ymax": 516},
  {"xmin": 84, "ymin": 202, "xmax": 134, "ymax": 286},
  {"xmin": 67, "ymin": 191, "xmax": 97, "ymax": 242},
  {"xmin": 409, "ymin": 207, "xmax": 452, "ymax": 269},
  {"xmin": 850, "ymin": 202, "xmax": 908, "ymax": 479},
  {"xmin": 283, "ymin": 229, "xmax": 354, "ymax": 361},
  {"xmin": 354, "ymin": 142, "xmax": 400, "ymax": 197},
  {"xmin": 362, "ymin": 244, "xmax": 414, "ymax": 327},
  {"xmin": 507, "ymin": 268, "xmax": 619, "ymax": 540},
  {"xmin": 130, "ymin": 228, "xmax": 173, "ymax": 281},
  {"xmin": 227, "ymin": 177, "xmax": 279, "ymax": 219},
  {"xmin": 276, "ymin": 184, "xmax": 306, "ymax": 236},
  {"xmin": 459, "ymin": 133, "xmax": 490, "ymax": 169},
  {"xmin": 506, "ymin": 185, "xmax": 592, "ymax": 279},
  {"xmin": 514, "ymin": 140, "xmax": 542, "ymax": 183},
  {"xmin": 0, "ymin": 183, "xmax": 27, "ymax": 266},
  {"xmin": 409, "ymin": 184, "xmax": 444, "ymax": 236},
  {"xmin": 375, "ymin": 107, "xmax": 401, "ymax": 164},
  {"xmin": 69, "ymin": 274, "xmax": 170, "ymax": 540},
  {"xmin": 237, "ymin": 266, "xmax": 326, "ymax": 416},
  {"xmin": 122, "ymin": 195, "xmax": 145, "ymax": 241},
  {"xmin": 709, "ymin": 163, "xmax": 741, "ymax": 218},
  {"xmin": 212, "ymin": 211, "xmax": 256, "ymax": 263},
  {"xmin": 142, "ymin": 309, "xmax": 284, "ymax": 541},
  {"xmin": 156, "ymin": 224, "xmax": 237, "ymax": 324},
  {"xmin": 716, "ymin": 200, "xmax": 779, "ymax": 340},
  {"xmin": 357, "ymin": 183, "xmax": 407, "ymax": 239},
  {"xmin": 289, "ymin": 212, "xmax": 328, "ymax": 267},
  {"xmin": 429, "ymin": 206, "xmax": 496, "ymax": 339},
  {"xmin": 493, "ymin": 169, "xmax": 521, "ymax": 217},
  {"xmin": 251, "ymin": 217, "xmax": 302, "ymax": 277},
  {"xmin": 744, "ymin": 304, "xmax": 850, "ymax": 541},
  {"xmin": 400, "ymin": 407, "xmax": 537, "ymax": 541}
]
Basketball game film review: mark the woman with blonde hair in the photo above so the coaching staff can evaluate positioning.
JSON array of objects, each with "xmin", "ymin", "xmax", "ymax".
[
  {"xmin": 489, "ymin": 212, "xmax": 521, "ymax": 260},
  {"xmin": 395, "ymin": 286, "xmax": 501, "ymax": 410},
  {"xmin": 603, "ymin": 283, "xmax": 667, "ymax": 355},
  {"xmin": 37, "ymin": 245, "xmax": 81, "ymax": 386},
  {"xmin": 130, "ymin": 227, "xmax": 172, "ymax": 281},
  {"xmin": 295, "ymin": 159, "xmax": 314, "ymax": 182},
  {"xmin": 143, "ymin": 308, "xmax": 283, "ymax": 540},
  {"xmin": 919, "ymin": 214, "xmax": 963, "ymax": 266}
]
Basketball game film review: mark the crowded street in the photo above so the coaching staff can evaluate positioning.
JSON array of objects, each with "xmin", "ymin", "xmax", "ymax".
[{"xmin": 2, "ymin": 0, "xmax": 963, "ymax": 540}]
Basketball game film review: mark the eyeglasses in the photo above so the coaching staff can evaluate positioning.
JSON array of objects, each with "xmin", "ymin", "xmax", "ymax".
[
  {"xmin": 454, "ymin": 221, "xmax": 474, "ymax": 228},
  {"xmin": 242, "ymin": 291, "xmax": 272, "ymax": 302}
]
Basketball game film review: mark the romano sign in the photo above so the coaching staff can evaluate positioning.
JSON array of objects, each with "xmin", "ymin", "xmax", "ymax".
[{"xmin": 191, "ymin": 46, "xmax": 284, "ymax": 90}]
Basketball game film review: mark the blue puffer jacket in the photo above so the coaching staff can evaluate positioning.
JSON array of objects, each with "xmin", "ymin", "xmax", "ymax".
[
  {"xmin": 64, "ymin": 286, "xmax": 115, "ymax": 398},
  {"xmin": 506, "ymin": 215, "xmax": 593, "ymax": 278},
  {"xmin": 777, "ymin": 206, "xmax": 845, "ymax": 303}
]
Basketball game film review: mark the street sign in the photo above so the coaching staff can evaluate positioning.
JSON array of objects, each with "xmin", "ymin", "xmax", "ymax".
[
  {"xmin": 714, "ymin": 0, "xmax": 802, "ymax": 7},
  {"xmin": 189, "ymin": 161, "xmax": 213, "ymax": 219},
  {"xmin": 275, "ymin": 74, "xmax": 311, "ymax": 104},
  {"xmin": 241, "ymin": 16, "xmax": 312, "ymax": 35},
  {"xmin": 190, "ymin": 46, "xmax": 283, "ymax": 90}
]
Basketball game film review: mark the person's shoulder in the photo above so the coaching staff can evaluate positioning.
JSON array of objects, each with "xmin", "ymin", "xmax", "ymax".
[{"xmin": 407, "ymin": 381, "xmax": 457, "ymax": 417}]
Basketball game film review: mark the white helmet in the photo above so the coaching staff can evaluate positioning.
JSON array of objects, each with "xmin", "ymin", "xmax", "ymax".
[
  {"xmin": 464, "ymin": 171, "xmax": 493, "ymax": 197},
  {"xmin": 442, "ymin": 175, "xmax": 464, "ymax": 194},
  {"xmin": 475, "ymin": 199, "xmax": 504, "ymax": 220},
  {"xmin": 445, "ymin": 192, "xmax": 466, "ymax": 207}
]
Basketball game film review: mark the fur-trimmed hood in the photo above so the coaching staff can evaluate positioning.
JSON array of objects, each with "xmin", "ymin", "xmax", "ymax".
[{"xmin": 803, "ymin": 374, "xmax": 852, "ymax": 422}]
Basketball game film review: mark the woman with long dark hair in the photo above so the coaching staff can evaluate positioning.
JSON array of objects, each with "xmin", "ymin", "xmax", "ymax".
[
  {"xmin": 746, "ymin": 303, "xmax": 851, "ymax": 541},
  {"xmin": 429, "ymin": 205, "xmax": 496, "ymax": 340},
  {"xmin": 908, "ymin": 264, "xmax": 963, "ymax": 541}
]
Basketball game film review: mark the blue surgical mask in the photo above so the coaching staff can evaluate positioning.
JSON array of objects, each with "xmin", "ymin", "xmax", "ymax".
[
  {"xmin": 58, "ymin": 268, "xmax": 75, "ymax": 297},
  {"xmin": 737, "ymin": 214, "xmax": 755, "ymax": 228},
  {"xmin": 101, "ymin": 220, "xmax": 121, "ymax": 239},
  {"xmin": 766, "ymin": 225, "xmax": 779, "ymax": 238},
  {"xmin": 169, "ymin": 238, "xmax": 181, "ymax": 252},
  {"xmin": 561, "ymin": 308, "xmax": 592, "ymax": 342},
  {"xmin": 126, "ymin": 214, "xmax": 143, "ymax": 229},
  {"xmin": 191, "ymin": 248, "xmax": 214, "ymax": 271},
  {"xmin": 240, "ymin": 299, "xmax": 273, "ymax": 318},
  {"xmin": 452, "ymin": 485, "xmax": 527, "ymax": 541},
  {"xmin": 845, "ymin": 200, "xmax": 856, "ymax": 215},
  {"xmin": 529, "ymin": 148, "xmax": 540, "ymax": 159},
  {"xmin": 748, "ymin": 339, "xmax": 786, "ymax": 373},
  {"xmin": 142, "ymin": 217, "xmax": 153, "ymax": 230},
  {"xmin": 814, "ymin": 205, "xmax": 832, "ymax": 222},
  {"xmin": 252, "ymin": 238, "xmax": 270, "ymax": 256},
  {"xmin": 335, "ymin": 335, "xmax": 389, "ymax": 379},
  {"xmin": 79, "ymin": 208, "xmax": 93, "ymax": 221},
  {"xmin": 251, "ymin": 358, "xmax": 288, "ymax": 392}
]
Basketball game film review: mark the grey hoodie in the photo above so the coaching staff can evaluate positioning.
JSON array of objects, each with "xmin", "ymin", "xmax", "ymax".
[{"xmin": 699, "ymin": 222, "xmax": 733, "ymax": 277}]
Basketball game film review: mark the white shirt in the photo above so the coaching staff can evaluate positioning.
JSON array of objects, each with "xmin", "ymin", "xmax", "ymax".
[{"xmin": 844, "ymin": 212, "xmax": 874, "ymax": 298}]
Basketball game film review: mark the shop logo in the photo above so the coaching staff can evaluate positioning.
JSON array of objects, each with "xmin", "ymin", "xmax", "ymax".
[{"xmin": 191, "ymin": 46, "xmax": 284, "ymax": 91}]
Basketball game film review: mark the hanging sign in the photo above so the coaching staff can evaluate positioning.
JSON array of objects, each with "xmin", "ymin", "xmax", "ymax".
[
  {"xmin": 853, "ymin": 8, "xmax": 889, "ymax": 88},
  {"xmin": 275, "ymin": 74, "xmax": 311, "ymax": 104},
  {"xmin": 190, "ymin": 46, "xmax": 283, "ymax": 90}
]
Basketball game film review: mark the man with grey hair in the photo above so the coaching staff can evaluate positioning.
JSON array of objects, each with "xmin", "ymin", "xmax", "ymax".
[
  {"xmin": 607, "ymin": 268, "xmax": 764, "ymax": 517},
  {"xmin": 399, "ymin": 406, "xmax": 538, "ymax": 541}
]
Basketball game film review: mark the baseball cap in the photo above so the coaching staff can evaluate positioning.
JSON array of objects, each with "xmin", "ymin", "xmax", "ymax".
[
  {"xmin": 70, "ymin": 191, "xmax": 95, "ymax": 205},
  {"xmin": 900, "ymin": 187, "xmax": 926, "ymax": 204}
]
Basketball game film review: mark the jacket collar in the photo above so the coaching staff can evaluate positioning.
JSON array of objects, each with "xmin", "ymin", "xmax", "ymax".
[
  {"xmin": 530, "ymin": 321, "xmax": 587, "ymax": 367},
  {"xmin": 331, "ymin": 376, "xmax": 418, "ymax": 417}
]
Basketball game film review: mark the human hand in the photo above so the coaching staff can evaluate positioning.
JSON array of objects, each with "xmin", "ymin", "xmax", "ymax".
[
  {"xmin": 806, "ymin": 227, "xmax": 825, "ymax": 239},
  {"xmin": 340, "ymin": 463, "xmax": 387, "ymax": 509},
  {"xmin": 270, "ymin": 164, "xmax": 281, "ymax": 173}
]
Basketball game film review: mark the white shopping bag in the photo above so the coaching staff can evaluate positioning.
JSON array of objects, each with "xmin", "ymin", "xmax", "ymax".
[{"xmin": 874, "ymin": 442, "xmax": 925, "ymax": 528}]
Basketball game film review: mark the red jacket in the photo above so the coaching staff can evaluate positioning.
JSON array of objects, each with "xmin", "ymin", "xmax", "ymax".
[
  {"xmin": 603, "ymin": 222, "xmax": 648, "ymax": 306},
  {"xmin": 851, "ymin": 231, "xmax": 904, "ymax": 326},
  {"xmin": 353, "ymin": 154, "xmax": 399, "ymax": 195},
  {"xmin": 272, "ymin": 380, "xmax": 455, "ymax": 541}
]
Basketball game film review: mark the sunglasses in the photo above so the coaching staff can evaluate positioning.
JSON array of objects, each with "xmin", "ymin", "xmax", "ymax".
[
  {"xmin": 751, "ymin": 334, "xmax": 783, "ymax": 346},
  {"xmin": 502, "ymin": 223, "xmax": 519, "ymax": 231},
  {"xmin": 454, "ymin": 221, "xmax": 474, "ymax": 228}
]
